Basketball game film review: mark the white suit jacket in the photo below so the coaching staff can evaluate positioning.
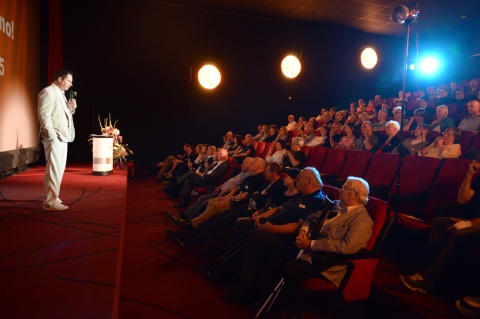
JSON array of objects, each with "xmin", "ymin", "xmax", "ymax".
[
  {"xmin": 38, "ymin": 84, "xmax": 76, "ymax": 142},
  {"xmin": 300, "ymin": 202, "xmax": 373, "ymax": 286}
]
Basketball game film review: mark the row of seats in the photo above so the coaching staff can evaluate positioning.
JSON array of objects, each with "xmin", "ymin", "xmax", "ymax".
[
  {"xmin": 255, "ymin": 129, "xmax": 480, "ymax": 161},
  {"xmin": 250, "ymin": 141, "xmax": 479, "ymax": 229}
]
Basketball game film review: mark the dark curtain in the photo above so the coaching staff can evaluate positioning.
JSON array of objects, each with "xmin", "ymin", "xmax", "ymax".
[{"xmin": 47, "ymin": 0, "xmax": 63, "ymax": 82}]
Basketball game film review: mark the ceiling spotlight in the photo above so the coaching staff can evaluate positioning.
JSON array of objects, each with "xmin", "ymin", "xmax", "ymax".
[
  {"xmin": 198, "ymin": 65, "xmax": 221, "ymax": 89},
  {"xmin": 281, "ymin": 55, "xmax": 301, "ymax": 78},
  {"xmin": 390, "ymin": 2, "xmax": 419, "ymax": 25}
]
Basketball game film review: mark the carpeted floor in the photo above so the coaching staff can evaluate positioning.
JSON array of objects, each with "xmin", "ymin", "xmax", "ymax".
[
  {"xmin": 1, "ymin": 165, "xmax": 476, "ymax": 318},
  {"xmin": 0, "ymin": 164, "xmax": 127, "ymax": 319},
  {"xmin": 117, "ymin": 174, "xmax": 473, "ymax": 319}
]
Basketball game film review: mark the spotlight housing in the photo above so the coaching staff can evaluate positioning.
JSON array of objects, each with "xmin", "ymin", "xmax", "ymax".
[{"xmin": 390, "ymin": 2, "xmax": 419, "ymax": 25}]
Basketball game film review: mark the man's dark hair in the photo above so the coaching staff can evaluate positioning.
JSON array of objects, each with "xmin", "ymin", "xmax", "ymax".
[
  {"xmin": 54, "ymin": 69, "xmax": 73, "ymax": 80},
  {"xmin": 267, "ymin": 161, "xmax": 283, "ymax": 175}
]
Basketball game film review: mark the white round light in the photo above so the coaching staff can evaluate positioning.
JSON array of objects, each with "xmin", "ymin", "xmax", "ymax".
[
  {"xmin": 281, "ymin": 55, "xmax": 301, "ymax": 78},
  {"xmin": 361, "ymin": 48, "xmax": 378, "ymax": 69},
  {"xmin": 198, "ymin": 65, "xmax": 221, "ymax": 89}
]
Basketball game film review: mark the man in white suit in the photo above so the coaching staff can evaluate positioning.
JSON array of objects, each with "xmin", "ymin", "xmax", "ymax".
[
  {"xmin": 282, "ymin": 176, "xmax": 374, "ymax": 318},
  {"xmin": 38, "ymin": 69, "xmax": 77, "ymax": 210}
]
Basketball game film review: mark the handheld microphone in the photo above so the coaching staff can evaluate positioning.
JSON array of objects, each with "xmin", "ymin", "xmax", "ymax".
[{"xmin": 69, "ymin": 91, "xmax": 77, "ymax": 101}]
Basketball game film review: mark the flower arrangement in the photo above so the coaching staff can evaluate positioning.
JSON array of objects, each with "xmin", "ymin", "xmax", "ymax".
[{"xmin": 96, "ymin": 113, "xmax": 133, "ymax": 164}]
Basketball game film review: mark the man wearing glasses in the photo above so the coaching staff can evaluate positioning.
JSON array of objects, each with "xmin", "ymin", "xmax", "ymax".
[
  {"xmin": 282, "ymin": 177, "xmax": 374, "ymax": 318},
  {"xmin": 221, "ymin": 167, "xmax": 326, "ymax": 302}
]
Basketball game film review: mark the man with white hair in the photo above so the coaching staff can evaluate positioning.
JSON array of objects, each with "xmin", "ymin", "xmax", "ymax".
[
  {"xmin": 286, "ymin": 114, "xmax": 297, "ymax": 131},
  {"xmin": 282, "ymin": 176, "xmax": 374, "ymax": 318},
  {"xmin": 221, "ymin": 167, "xmax": 326, "ymax": 302},
  {"xmin": 430, "ymin": 105, "xmax": 455, "ymax": 133}
]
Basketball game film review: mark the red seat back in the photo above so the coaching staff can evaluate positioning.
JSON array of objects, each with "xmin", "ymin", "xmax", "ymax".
[
  {"xmin": 305, "ymin": 147, "xmax": 330, "ymax": 171},
  {"xmin": 301, "ymin": 146, "xmax": 313, "ymax": 163},
  {"xmin": 390, "ymin": 155, "xmax": 441, "ymax": 196},
  {"xmin": 337, "ymin": 150, "xmax": 372, "ymax": 180},
  {"xmin": 363, "ymin": 153, "xmax": 399, "ymax": 189},
  {"xmin": 253, "ymin": 142, "xmax": 267, "ymax": 158},
  {"xmin": 319, "ymin": 148, "xmax": 350, "ymax": 176}
]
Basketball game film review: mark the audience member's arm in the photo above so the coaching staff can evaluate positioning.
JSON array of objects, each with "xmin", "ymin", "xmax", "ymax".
[
  {"xmin": 403, "ymin": 117, "xmax": 414, "ymax": 131},
  {"xmin": 458, "ymin": 161, "xmax": 479, "ymax": 203}
]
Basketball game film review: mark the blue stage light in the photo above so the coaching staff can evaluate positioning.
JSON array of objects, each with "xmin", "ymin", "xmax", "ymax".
[{"xmin": 419, "ymin": 57, "xmax": 439, "ymax": 74}]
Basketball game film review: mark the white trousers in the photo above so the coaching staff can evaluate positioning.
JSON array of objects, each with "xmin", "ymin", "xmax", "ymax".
[{"xmin": 42, "ymin": 137, "xmax": 68, "ymax": 206}]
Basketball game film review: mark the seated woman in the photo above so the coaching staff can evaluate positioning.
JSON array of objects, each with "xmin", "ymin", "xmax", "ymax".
[
  {"xmin": 283, "ymin": 137, "xmax": 307, "ymax": 169},
  {"xmin": 252, "ymin": 124, "xmax": 267, "ymax": 142},
  {"xmin": 418, "ymin": 127, "xmax": 461, "ymax": 159},
  {"xmin": 265, "ymin": 140, "xmax": 287, "ymax": 165},
  {"xmin": 392, "ymin": 123, "xmax": 431, "ymax": 157},
  {"xmin": 165, "ymin": 144, "xmax": 198, "ymax": 181},
  {"xmin": 189, "ymin": 144, "xmax": 207, "ymax": 171},
  {"xmin": 377, "ymin": 121, "xmax": 401, "ymax": 153},
  {"xmin": 262, "ymin": 124, "xmax": 278, "ymax": 143},
  {"xmin": 334, "ymin": 111, "xmax": 346, "ymax": 125},
  {"xmin": 294, "ymin": 117, "xmax": 306, "ymax": 131},
  {"xmin": 404, "ymin": 108, "xmax": 428, "ymax": 132},
  {"xmin": 228, "ymin": 135, "xmax": 243, "ymax": 156},
  {"xmin": 309, "ymin": 124, "xmax": 331, "ymax": 147},
  {"xmin": 274, "ymin": 126, "xmax": 289, "ymax": 143},
  {"xmin": 336, "ymin": 123, "xmax": 356, "ymax": 150}
]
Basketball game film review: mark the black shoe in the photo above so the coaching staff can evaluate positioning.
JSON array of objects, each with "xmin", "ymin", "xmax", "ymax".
[
  {"xmin": 166, "ymin": 229, "xmax": 189, "ymax": 249},
  {"xmin": 167, "ymin": 211, "xmax": 187, "ymax": 227}
]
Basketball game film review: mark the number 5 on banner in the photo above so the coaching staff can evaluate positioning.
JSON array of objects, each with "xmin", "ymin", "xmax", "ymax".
[{"xmin": 0, "ymin": 57, "xmax": 4, "ymax": 76}]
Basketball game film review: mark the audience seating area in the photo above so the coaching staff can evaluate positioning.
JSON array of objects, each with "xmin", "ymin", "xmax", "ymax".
[{"xmin": 241, "ymin": 141, "xmax": 480, "ymax": 232}]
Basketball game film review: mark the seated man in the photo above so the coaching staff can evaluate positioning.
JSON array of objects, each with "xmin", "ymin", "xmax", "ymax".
[
  {"xmin": 354, "ymin": 121, "xmax": 379, "ymax": 152},
  {"xmin": 373, "ymin": 109, "xmax": 388, "ymax": 131},
  {"xmin": 166, "ymin": 162, "xmax": 288, "ymax": 249},
  {"xmin": 429, "ymin": 105, "xmax": 455, "ymax": 133},
  {"xmin": 221, "ymin": 167, "xmax": 326, "ymax": 302},
  {"xmin": 173, "ymin": 157, "xmax": 267, "ymax": 228},
  {"xmin": 166, "ymin": 149, "xmax": 230, "ymax": 208},
  {"xmin": 328, "ymin": 121, "xmax": 343, "ymax": 149},
  {"xmin": 231, "ymin": 134, "xmax": 254, "ymax": 164},
  {"xmin": 283, "ymin": 137, "xmax": 306, "ymax": 169},
  {"xmin": 458, "ymin": 100, "xmax": 480, "ymax": 133},
  {"xmin": 286, "ymin": 114, "xmax": 297, "ymax": 132},
  {"xmin": 167, "ymin": 157, "xmax": 254, "ymax": 223},
  {"xmin": 282, "ymin": 177, "xmax": 374, "ymax": 318},
  {"xmin": 400, "ymin": 160, "xmax": 480, "ymax": 293}
]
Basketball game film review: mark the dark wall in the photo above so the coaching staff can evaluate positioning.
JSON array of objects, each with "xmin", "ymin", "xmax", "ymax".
[{"xmin": 59, "ymin": 0, "xmax": 477, "ymax": 165}]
